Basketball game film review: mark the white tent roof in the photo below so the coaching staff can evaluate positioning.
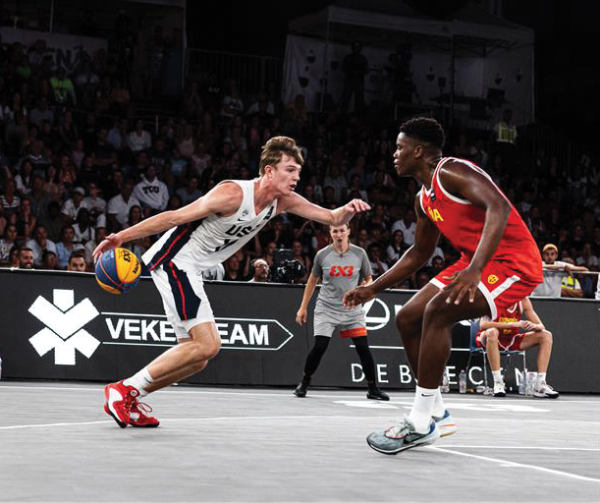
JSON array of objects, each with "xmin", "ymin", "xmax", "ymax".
[{"xmin": 289, "ymin": 0, "xmax": 533, "ymax": 54}]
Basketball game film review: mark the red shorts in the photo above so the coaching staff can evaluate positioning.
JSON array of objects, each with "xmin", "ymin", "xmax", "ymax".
[
  {"xmin": 475, "ymin": 330, "xmax": 527, "ymax": 351},
  {"xmin": 430, "ymin": 257, "xmax": 539, "ymax": 321}
]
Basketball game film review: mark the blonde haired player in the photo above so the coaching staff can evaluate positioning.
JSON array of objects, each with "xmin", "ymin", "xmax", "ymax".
[{"xmin": 94, "ymin": 136, "xmax": 370, "ymax": 428}]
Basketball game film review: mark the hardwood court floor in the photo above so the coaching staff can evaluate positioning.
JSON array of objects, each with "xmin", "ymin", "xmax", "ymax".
[{"xmin": 0, "ymin": 382, "xmax": 598, "ymax": 502}]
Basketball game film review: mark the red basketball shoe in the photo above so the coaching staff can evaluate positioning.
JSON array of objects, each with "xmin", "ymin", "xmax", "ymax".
[
  {"xmin": 104, "ymin": 381, "xmax": 139, "ymax": 428},
  {"xmin": 129, "ymin": 399, "xmax": 160, "ymax": 428}
]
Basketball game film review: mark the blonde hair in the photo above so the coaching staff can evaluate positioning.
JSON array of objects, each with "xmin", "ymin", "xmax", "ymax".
[{"xmin": 259, "ymin": 136, "xmax": 304, "ymax": 175}]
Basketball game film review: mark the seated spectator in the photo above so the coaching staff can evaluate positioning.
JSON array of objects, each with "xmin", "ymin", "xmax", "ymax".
[
  {"xmin": 124, "ymin": 205, "xmax": 143, "ymax": 229},
  {"xmin": 50, "ymin": 67, "xmax": 77, "ymax": 106},
  {"xmin": 220, "ymin": 79, "xmax": 244, "ymax": 124},
  {"xmin": 29, "ymin": 97, "xmax": 54, "ymax": 128},
  {"xmin": 55, "ymin": 225, "xmax": 84, "ymax": 269},
  {"xmin": 73, "ymin": 208, "xmax": 94, "ymax": 245},
  {"xmin": 177, "ymin": 124, "xmax": 196, "ymax": 159},
  {"xmin": 127, "ymin": 120, "xmax": 152, "ymax": 153},
  {"xmin": 61, "ymin": 187, "xmax": 88, "ymax": 223},
  {"xmin": 133, "ymin": 165, "xmax": 169, "ymax": 212},
  {"xmin": 83, "ymin": 181, "xmax": 107, "ymax": 227},
  {"xmin": 291, "ymin": 240, "xmax": 311, "ymax": 283},
  {"xmin": 367, "ymin": 242, "xmax": 388, "ymax": 279},
  {"xmin": 107, "ymin": 180, "xmax": 141, "ymax": 231},
  {"xmin": 58, "ymin": 111, "xmax": 79, "ymax": 152},
  {"xmin": 18, "ymin": 247, "xmax": 34, "ymax": 269},
  {"xmin": 84, "ymin": 227, "xmax": 107, "ymax": 266},
  {"xmin": 41, "ymin": 249, "xmax": 59, "ymax": 270},
  {"xmin": 476, "ymin": 296, "xmax": 558, "ymax": 399},
  {"xmin": 148, "ymin": 138, "xmax": 170, "ymax": 175},
  {"xmin": 391, "ymin": 208, "xmax": 416, "ymax": 246},
  {"xmin": 26, "ymin": 224, "xmax": 57, "ymax": 267},
  {"xmin": 415, "ymin": 270, "xmax": 431, "ymax": 290},
  {"xmin": 386, "ymin": 229, "xmax": 408, "ymax": 265},
  {"xmin": 248, "ymin": 258, "xmax": 270, "ymax": 283},
  {"xmin": 38, "ymin": 201, "xmax": 63, "ymax": 243},
  {"xmin": 560, "ymin": 258, "xmax": 585, "ymax": 298},
  {"xmin": 14, "ymin": 160, "xmax": 33, "ymax": 197},
  {"xmin": 0, "ymin": 224, "xmax": 18, "ymax": 265},
  {"xmin": 176, "ymin": 176, "xmax": 202, "ymax": 205},
  {"xmin": 26, "ymin": 175, "xmax": 52, "ymax": 223},
  {"xmin": 246, "ymin": 90, "xmax": 275, "ymax": 119},
  {"xmin": 16, "ymin": 199, "xmax": 37, "ymax": 240},
  {"xmin": 1, "ymin": 179, "xmax": 21, "ymax": 216},
  {"xmin": 532, "ymin": 244, "xmax": 588, "ymax": 297},
  {"xmin": 223, "ymin": 255, "xmax": 243, "ymax": 281},
  {"xmin": 66, "ymin": 250, "xmax": 87, "ymax": 272},
  {"xmin": 201, "ymin": 263, "xmax": 225, "ymax": 281}
]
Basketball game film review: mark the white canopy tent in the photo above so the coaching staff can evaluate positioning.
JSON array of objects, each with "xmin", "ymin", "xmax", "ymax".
[{"xmin": 284, "ymin": 0, "xmax": 534, "ymax": 124}]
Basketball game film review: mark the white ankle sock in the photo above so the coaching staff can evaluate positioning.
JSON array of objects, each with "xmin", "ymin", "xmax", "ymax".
[
  {"xmin": 432, "ymin": 387, "xmax": 446, "ymax": 418},
  {"xmin": 536, "ymin": 372, "xmax": 545, "ymax": 386},
  {"xmin": 408, "ymin": 385, "xmax": 437, "ymax": 433},
  {"xmin": 492, "ymin": 370, "xmax": 503, "ymax": 383},
  {"xmin": 124, "ymin": 367, "xmax": 154, "ymax": 397}
]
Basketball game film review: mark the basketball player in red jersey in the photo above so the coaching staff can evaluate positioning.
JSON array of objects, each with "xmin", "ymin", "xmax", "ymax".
[{"xmin": 343, "ymin": 117, "xmax": 543, "ymax": 454}]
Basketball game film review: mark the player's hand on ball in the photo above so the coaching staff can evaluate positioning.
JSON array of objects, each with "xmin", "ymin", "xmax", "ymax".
[
  {"xmin": 343, "ymin": 285, "xmax": 376, "ymax": 309},
  {"xmin": 296, "ymin": 308, "xmax": 308, "ymax": 326},
  {"xmin": 93, "ymin": 233, "xmax": 124, "ymax": 263}
]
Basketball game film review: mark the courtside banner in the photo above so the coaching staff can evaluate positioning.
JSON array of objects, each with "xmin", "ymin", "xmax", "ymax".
[{"xmin": 0, "ymin": 269, "xmax": 598, "ymax": 392}]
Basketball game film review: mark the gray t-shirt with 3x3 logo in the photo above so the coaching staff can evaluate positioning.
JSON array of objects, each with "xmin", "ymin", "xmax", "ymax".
[{"xmin": 312, "ymin": 244, "xmax": 372, "ymax": 317}]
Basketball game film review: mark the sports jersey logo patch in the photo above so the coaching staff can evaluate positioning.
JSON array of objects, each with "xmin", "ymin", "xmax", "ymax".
[
  {"xmin": 487, "ymin": 274, "xmax": 499, "ymax": 284},
  {"xmin": 427, "ymin": 207, "xmax": 444, "ymax": 222},
  {"xmin": 329, "ymin": 265, "xmax": 354, "ymax": 277}
]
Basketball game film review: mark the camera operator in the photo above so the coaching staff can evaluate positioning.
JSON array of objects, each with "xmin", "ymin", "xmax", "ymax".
[{"xmin": 248, "ymin": 258, "xmax": 270, "ymax": 283}]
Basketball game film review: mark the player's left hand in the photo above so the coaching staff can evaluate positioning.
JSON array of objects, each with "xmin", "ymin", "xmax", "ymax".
[
  {"xmin": 93, "ymin": 233, "xmax": 124, "ymax": 263},
  {"xmin": 443, "ymin": 267, "xmax": 481, "ymax": 305},
  {"xmin": 344, "ymin": 199, "xmax": 371, "ymax": 216}
]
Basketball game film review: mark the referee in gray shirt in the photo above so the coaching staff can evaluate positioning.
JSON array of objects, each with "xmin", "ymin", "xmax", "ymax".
[{"xmin": 294, "ymin": 223, "xmax": 389, "ymax": 400}]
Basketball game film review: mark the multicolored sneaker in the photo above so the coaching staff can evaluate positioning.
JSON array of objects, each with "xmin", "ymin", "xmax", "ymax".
[
  {"xmin": 533, "ymin": 382, "xmax": 559, "ymax": 399},
  {"xmin": 129, "ymin": 399, "xmax": 160, "ymax": 428},
  {"xmin": 366, "ymin": 417, "xmax": 440, "ymax": 455},
  {"xmin": 432, "ymin": 410, "xmax": 457, "ymax": 437},
  {"xmin": 103, "ymin": 381, "xmax": 139, "ymax": 428}
]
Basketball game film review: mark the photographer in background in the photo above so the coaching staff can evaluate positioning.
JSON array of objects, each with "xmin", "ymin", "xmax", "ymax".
[
  {"xmin": 248, "ymin": 258, "xmax": 270, "ymax": 283},
  {"xmin": 293, "ymin": 223, "xmax": 389, "ymax": 401}
]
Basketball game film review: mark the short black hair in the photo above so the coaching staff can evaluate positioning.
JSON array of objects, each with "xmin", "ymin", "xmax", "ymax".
[{"xmin": 399, "ymin": 117, "xmax": 445, "ymax": 150}]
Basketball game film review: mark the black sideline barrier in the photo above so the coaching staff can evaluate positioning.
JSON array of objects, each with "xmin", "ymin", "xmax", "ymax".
[{"xmin": 0, "ymin": 269, "xmax": 598, "ymax": 392}]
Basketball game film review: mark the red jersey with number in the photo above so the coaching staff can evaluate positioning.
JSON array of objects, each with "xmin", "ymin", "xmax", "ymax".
[{"xmin": 419, "ymin": 157, "xmax": 542, "ymax": 283}]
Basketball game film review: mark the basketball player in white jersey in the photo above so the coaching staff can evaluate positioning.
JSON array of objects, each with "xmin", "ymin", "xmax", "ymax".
[{"xmin": 93, "ymin": 136, "xmax": 370, "ymax": 428}]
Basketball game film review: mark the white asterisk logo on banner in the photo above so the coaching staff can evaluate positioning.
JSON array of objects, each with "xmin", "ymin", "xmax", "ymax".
[{"xmin": 28, "ymin": 289, "xmax": 100, "ymax": 365}]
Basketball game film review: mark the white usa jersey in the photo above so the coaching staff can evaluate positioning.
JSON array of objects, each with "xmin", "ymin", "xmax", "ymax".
[{"xmin": 142, "ymin": 180, "xmax": 277, "ymax": 272}]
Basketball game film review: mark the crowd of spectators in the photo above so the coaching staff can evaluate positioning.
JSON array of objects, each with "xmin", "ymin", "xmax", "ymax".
[{"xmin": 0, "ymin": 36, "xmax": 598, "ymax": 298}]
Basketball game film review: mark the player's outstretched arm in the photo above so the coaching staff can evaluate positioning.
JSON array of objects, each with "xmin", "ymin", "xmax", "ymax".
[
  {"xmin": 280, "ymin": 192, "xmax": 370, "ymax": 225},
  {"xmin": 343, "ymin": 196, "xmax": 440, "ymax": 309},
  {"xmin": 439, "ymin": 162, "xmax": 512, "ymax": 304},
  {"xmin": 93, "ymin": 182, "xmax": 243, "ymax": 262}
]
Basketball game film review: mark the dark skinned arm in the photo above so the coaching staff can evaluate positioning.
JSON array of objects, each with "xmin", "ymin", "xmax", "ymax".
[
  {"xmin": 439, "ymin": 161, "xmax": 511, "ymax": 304},
  {"xmin": 343, "ymin": 195, "xmax": 440, "ymax": 308}
]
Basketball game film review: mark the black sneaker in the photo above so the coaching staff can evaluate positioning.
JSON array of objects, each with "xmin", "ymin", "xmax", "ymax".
[
  {"xmin": 367, "ymin": 387, "xmax": 390, "ymax": 401},
  {"xmin": 294, "ymin": 381, "xmax": 309, "ymax": 397}
]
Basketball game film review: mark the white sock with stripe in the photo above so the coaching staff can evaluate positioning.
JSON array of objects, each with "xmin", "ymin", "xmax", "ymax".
[
  {"xmin": 408, "ymin": 385, "xmax": 437, "ymax": 434},
  {"xmin": 492, "ymin": 370, "xmax": 503, "ymax": 384},
  {"xmin": 124, "ymin": 367, "xmax": 154, "ymax": 397}
]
